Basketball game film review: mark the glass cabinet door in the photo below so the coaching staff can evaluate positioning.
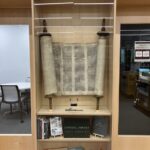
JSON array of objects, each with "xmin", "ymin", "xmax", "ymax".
[{"xmin": 119, "ymin": 24, "xmax": 150, "ymax": 135}]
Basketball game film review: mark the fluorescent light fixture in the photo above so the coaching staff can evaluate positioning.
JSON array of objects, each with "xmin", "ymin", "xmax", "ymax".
[
  {"xmin": 80, "ymin": 17, "xmax": 114, "ymax": 20},
  {"xmin": 74, "ymin": 3, "xmax": 114, "ymax": 5}
]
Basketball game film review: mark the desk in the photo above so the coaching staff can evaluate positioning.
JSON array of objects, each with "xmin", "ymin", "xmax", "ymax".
[{"xmin": 1, "ymin": 82, "xmax": 30, "ymax": 91}]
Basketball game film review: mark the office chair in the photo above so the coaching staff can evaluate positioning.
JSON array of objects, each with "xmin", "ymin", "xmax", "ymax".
[{"xmin": 1, "ymin": 85, "xmax": 28, "ymax": 123}]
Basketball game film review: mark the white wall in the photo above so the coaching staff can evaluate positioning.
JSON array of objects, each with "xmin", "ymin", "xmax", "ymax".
[{"xmin": 0, "ymin": 25, "xmax": 30, "ymax": 83}]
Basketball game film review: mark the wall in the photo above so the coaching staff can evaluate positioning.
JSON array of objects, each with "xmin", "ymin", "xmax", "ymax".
[{"xmin": 0, "ymin": 25, "xmax": 30, "ymax": 83}]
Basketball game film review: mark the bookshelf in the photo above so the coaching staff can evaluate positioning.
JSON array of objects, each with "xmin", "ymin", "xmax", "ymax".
[
  {"xmin": 37, "ymin": 108, "xmax": 111, "ymax": 116},
  {"xmin": 37, "ymin": 135, "xmax": 111, "ymax": 142},
  {"xmin": 32, "ymin": 0, "xmax": 115, "ymax": 150}
]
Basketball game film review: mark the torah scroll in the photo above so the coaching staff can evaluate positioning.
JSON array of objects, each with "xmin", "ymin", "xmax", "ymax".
[
  {"xmin": 95, "ymin": 37, "xmax": 107, "ymax": 96},
  {"xmin": 40, "ymin": 34, "xmax": 57, "ymax": 96}
]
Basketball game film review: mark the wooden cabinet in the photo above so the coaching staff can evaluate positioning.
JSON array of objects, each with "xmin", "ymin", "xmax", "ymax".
[
  {"xmin": 32, "ymin": 0, "xmax": 115, "ymax": 150},
  {"xmin": 1, "ymin": 0, "xmax": 150, "ymax": 150}
]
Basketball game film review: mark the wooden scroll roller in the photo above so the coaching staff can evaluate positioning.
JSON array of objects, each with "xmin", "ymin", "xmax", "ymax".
[
  {"xmin": 95, "ymin": 19, "xmax": 109, "ymax": 110},
  {"xmin": 40, "ymin": 20, "xmax": 57, "ymax": 110}
]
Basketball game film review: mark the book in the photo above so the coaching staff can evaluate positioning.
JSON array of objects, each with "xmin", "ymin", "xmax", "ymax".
[
  {"xmin": 37, "ymin": 118, "xmax": 42, "ymax": 139},
  {"xmin": 92, "ymin": 117, "xmax": 109, "ymax": 137},
  {"xmin": 37, "ymin": 117, "xmax": 50, "ymax": 139},
  {"xmin": 50, "ymin": 117, "xmax": 63, "ymax": 137},
  {"xmin": 43, "ymin": 118, "xmax": 50, "ymax": 139},
  {"xmin": 63, "ymin": 117, "xmax": 90, "ymax": 138}
]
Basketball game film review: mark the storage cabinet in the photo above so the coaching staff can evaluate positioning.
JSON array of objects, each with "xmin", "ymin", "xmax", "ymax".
[
  {"xmin": 1, "ymin": 0, "xmax": 150, "ymax": 150},
  {"xmin": 32, "ymin": 0, "xmax": 115, "ymax": 150}
]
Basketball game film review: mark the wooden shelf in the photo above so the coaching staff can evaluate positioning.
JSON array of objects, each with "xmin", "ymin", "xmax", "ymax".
[
  {"xmin": 38, "ymin": 135, "xmax": 111, "ymax": 142},
  {"xmin": 37, "ymin": 108, "xmax": 111, "ymax": 116},
  {"xmin": 34, "ymin": 2, "xmax": 114, "ymax": 6}
]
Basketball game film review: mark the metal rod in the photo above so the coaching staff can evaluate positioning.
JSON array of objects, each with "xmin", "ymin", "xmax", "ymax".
[
  {"xmin": 34, "ymin": 2, "xmax": 74, "ymax": 6},
  {"xmin": 74, "ymin": 2, "xmax": 114, "ymax": 5},
  {"xmin": 34, "ymin": 17, "xmax": 73, "ymax": 20},
  {"xmin": 80, "ymin": 16, "xmax": 114, "ymax": 20}
]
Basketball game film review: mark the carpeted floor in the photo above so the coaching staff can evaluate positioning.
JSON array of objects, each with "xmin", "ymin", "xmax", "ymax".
[
  {"xmin": 119, "ymin": 96, "xmax": 150, "ymax": 135},
  {"xmin": 0, "ymin": 102, "xmax": 31, "ymax": 134}
]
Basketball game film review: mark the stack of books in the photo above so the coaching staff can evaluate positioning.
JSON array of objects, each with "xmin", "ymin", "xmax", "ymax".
[{"xmin": 63, "ymin": 117, "xmax": 90, "ymax": 138}]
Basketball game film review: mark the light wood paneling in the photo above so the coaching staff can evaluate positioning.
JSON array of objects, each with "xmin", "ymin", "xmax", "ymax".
[
  {"xmin": 39, "ymin": 142, "xmax": 108, "ymax": 150},
  {"xmin": 117, "ymin": 6, "xmax": 150, "ymax": 16},
  {"xmin": 117, "ymin": 0, "xmax": 150, "ymax": 7},
  {"xmin": 0, "ymin": 0, "xmax": 31, "ymax": 8},
  {"xmin": 0, "ymin": 136, "xmax": 33, "ymax": 150},
  {"xmin": 0, "ymin": 8, "xmax": 32, "ymax": 32},
  {"xmin": 38, "ymin": 135, "xmax": 111, "ymax": 142}
]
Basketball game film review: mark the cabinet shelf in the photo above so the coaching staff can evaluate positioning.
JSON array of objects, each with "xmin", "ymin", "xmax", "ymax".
[
  {"xmin": 37, "ymin": 135, "xmax": 111, "ymax": 142},
  {"xmin": 37, "ymin": 108, "xmax": 111, "ymax": 116},
  {"xmin": 35, "ymin": 25, "xmax": 113, "ymax": 28}
]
